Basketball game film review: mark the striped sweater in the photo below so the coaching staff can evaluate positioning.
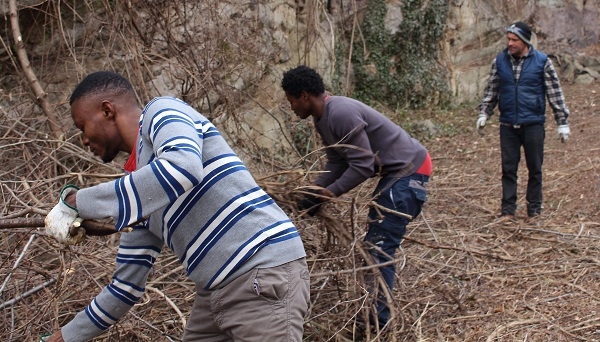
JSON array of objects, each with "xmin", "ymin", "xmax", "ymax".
[{"xmin": 62, "ymin": 97, "xmax": 306, "ymax": 341}]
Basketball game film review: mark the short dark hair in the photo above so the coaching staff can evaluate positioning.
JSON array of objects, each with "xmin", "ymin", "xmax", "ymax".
[
  {"xmin": 70, "ymin": 71, "xmax": 135, "ymax": 105},
  {"xmin": 281, "ymin": 65, "xmax": 325, "ymax": 98}
]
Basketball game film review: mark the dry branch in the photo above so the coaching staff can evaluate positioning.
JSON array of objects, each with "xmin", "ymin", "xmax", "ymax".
[
  {"xmin": 8, "ymin": 0, "xmax": 62, "ymax": 139},
  {"xmin": 0, "ymin": 217, "xmax": 120, "ymax": 236},
  {"xmin": 0, "ymin": 277, "xmax": 57, "ymax": 310},
  {"xmin": 146, "ymin": 285, "xmax": 187, "ymax": 329},
  {"xmin": 0, "ymin": 1, "xmax": 598, "ymax": 340}
]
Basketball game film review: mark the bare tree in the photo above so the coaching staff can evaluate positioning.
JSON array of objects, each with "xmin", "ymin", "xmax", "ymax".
[{"xmin": 8, "ymin": 0, "xmax": 62, "ymax": 139}]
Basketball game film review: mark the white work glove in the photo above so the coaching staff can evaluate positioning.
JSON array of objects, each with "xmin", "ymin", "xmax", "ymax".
[
  {"xmin": 557, "ymin": 124, "xmax": 570, "ymax": 143},
  {"xmin": 476, "ymin": 114, "xmax": 487, "ymax": 130},
  {"xmin": 45, "ymin": 184, "xmax": 86, "ymax": 245}
]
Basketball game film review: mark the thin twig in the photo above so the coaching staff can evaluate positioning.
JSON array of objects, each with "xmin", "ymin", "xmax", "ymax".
[
  {"xmin": 0, "ymin": 234, "xmax": 36, "ymax": 295},
  {"xmin": 146, "ymin": 285, "xmax": 187, "ymax": 329},
  {"xmin": 0, "ymin": 277, "xmax": 57, "ymax": 310}
]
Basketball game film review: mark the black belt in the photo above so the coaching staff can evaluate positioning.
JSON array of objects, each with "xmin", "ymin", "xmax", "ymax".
[
  {"xmin": 499, "ymin": 122, "xmax": 542, "ymax": 129},
  {"xmin": 500, "ymin": 122, "xmax": 544, "ymax": 129},
  {"xmin": 500, "ymin": 122, "xmax": 522, "ymax": 129}
]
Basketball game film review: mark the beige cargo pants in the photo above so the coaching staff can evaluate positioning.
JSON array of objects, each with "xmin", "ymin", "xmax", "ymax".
[{"xmin": 183, "ymin": 258, "xmax": 310, "ymax": 341}]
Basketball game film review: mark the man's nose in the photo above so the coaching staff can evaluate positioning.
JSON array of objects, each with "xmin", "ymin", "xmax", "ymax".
[{"xmin": 81, "ymin": 135, "xmax": 90, "ymax": 146}]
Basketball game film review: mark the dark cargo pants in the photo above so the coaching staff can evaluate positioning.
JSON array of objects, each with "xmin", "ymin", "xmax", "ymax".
[{"xmin": 500, "ymin": 123, "xmax": 545, "ymax": 217}]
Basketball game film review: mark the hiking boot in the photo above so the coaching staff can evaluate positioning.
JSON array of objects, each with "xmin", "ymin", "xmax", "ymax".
[
  {"xmin": 498, "ymin": 213, "xmax": 517, "ymax": 225},
  {"xmin": 524, "ymin": 214, "xmax": 542, "ymax": 227}
]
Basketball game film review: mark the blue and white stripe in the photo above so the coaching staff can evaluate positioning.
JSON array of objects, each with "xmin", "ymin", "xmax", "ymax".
[
  {"xmin": 149, "ymin": 109, "xmax": 195, "ymax": 141},
  {"xmin": 85, "ymin": 299, "xmax": 118, "ymax": 330},
  {"xmin": 107, "ymin": 277, "xmax": 145, "ymax": 306},
  {"xmin": 181, "ymin": 187, "xmax": 274, "ymax": 271},
  {"xmin": 115, "ymin": 245, "xmax": 161, "ymax": 268},
  {"xmin": 206, "ymin": 221, "xmax": 299, "ymax": 289},
  {"xmin": 149, "ymin": 159, "xmax": 198, "ymax": 201},
  {"xmin": 162, "ymin": 153, "xmax": 247, "ymax": 248},
  {"xmin": 114, "ymin": 176, "xmax": 142, "ymax": 230}
]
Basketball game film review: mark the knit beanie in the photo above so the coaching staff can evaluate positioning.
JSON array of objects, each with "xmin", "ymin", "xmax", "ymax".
[{"xmin": 507, "ymin": 21, "xmax": 532, "ymax": 45}]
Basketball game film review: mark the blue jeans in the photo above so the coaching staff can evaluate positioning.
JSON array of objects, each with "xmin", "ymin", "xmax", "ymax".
[{"xmin": 365, "ymin": 172, "xmax": 429, "ymax": 327}]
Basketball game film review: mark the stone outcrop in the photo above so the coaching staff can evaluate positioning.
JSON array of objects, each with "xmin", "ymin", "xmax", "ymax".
[
  {"xmin": 444, "ymin": 0, "xmax": 599, "ymax": 103},
  {"xmin": 559, "ymin": 54, "xmax": 600, "ymax": 84},
  {"xmin": 1, "ymin": 0, "xmax": 599, "ymax": 157}
]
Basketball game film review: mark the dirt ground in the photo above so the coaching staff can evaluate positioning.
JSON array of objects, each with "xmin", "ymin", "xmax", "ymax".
[
  {"xmin": 295, "ymin": 80, "xmax": 600, "ymax": 341},
  {"xmin": 386, "ymin": 80, "xmax": 600, "ymax": 341},
  {"xmin": 1, "ymin": 80, "xmax": 599, "ymax": 342}
]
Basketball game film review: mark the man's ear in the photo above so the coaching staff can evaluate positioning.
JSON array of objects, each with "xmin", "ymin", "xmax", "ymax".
[{"xmin": 100, "ymin": 101, "xmax": 116, "ymax": 120}]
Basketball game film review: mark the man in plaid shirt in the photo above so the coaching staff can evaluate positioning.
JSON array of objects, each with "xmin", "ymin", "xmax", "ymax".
[{"xmin": 476, "ymin": 21, "xmax": 571, "ymax": 222}]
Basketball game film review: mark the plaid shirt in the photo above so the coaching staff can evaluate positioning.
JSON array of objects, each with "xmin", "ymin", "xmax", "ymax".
[{"xmin": 479, "ymin": 49, "xmax": 569, "ymax": 125}]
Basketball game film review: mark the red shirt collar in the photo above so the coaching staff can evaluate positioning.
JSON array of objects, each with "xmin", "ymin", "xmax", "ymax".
[{"xmin": 123, "ymin": 145, "xmax": 136, "ymax": 172}]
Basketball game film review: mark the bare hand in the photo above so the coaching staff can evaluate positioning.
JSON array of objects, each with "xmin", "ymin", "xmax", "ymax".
[
  {"xmin": 64, "ymin": 193, "xmax": 77, "ymax": 208},
  {"xmin": 43, "ymin": 331, "xmax": 64, "ymax": 342},
  {"xmin": 321, "ymin": 188, "xmax": 336, "ymax": 200}
]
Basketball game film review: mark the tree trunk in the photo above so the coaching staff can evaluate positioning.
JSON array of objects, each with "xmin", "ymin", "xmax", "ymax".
[{"xmin": 8, "ymin": 0, "xmax": 63, "ymax": 140}]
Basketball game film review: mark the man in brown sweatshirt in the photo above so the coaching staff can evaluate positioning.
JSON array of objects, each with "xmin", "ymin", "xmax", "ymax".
[{"xmin": 282, "ymin": 65, "xmax": 432, "ymax": 330}]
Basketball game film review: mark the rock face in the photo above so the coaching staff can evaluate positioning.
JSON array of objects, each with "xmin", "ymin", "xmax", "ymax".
[
  {"xmin": 444, "ymin": 0, "xmax": 600, "ymax": 103},
  {"xmin": 1, "ymin": 0, "xmax": 599, "ymax": 158},
  {"xmin": 536, "ymin": 0, "xmax": 599, "ymax": 48},
  {"xmin": 560, "ymin": 54, "xmax": 600, "ymax": 84},
  {"xmin": 237, "ymin": 0, "xmax": 600, "ymax": 132}
]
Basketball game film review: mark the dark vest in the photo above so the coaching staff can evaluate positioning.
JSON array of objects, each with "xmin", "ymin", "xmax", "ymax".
[{"xmin": 496, "ymin": 48, "xmax": 547, "ymax": 125}]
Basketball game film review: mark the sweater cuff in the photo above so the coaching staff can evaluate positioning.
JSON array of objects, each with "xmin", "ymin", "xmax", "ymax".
[
  {"xmin": 327, "ymin": 183, "xmax": 344, "ymax": 197},
  {"xmin": 61, "ymin": 313, "xmax": 106, "ymax": 342}
]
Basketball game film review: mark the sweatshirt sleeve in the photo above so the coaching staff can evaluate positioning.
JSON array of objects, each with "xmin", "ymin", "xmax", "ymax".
[
  {"xmin": 313, "ymin": 139, "xmax": 349, "ymax": 188},
  {"xmin": 76, "ymin": 104, "xmax": 207, "ymax": 231},
  {"xmin": 318, "ymin": 109, "xmax": 375, "ymax": 196},
  {"xmin": 60, "ymin": 227, "xmax": 163, "ymax": 342}
]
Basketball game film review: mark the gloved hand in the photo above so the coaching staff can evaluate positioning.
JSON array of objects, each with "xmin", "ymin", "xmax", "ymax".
[
  {"xmin": 297, "ymin": 188, "xmax": 324, "ymax": 217},
  {"xmin": 557, "ymin": 124, "xmax": 570, "ymax": 142},
  {"xmin": 45, "ymin": 184, "xmax": 86, "ymax": 245},
  {"xmin": 476, "ymin": 114, "xmax": 487, "ymax": 130}
]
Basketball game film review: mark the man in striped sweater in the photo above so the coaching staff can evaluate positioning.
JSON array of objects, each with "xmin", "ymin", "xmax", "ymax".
[{"xmin": 44, "ymin": 71, "xmax": 309, "ymax": 342}]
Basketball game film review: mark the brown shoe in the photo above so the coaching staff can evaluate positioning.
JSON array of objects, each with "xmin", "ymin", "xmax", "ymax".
[
  {"xmin": 498, "ymin": 213, "xmax": 517, "ymax": 225},
  {"xmin": 524, "ymin": 215, "xmax": 541, "ymax": 227}
]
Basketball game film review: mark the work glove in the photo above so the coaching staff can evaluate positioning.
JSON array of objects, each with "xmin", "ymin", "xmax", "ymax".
[
  {"xmin": 476, "ymin": 114, "xmax": 487, "ymax": 130},
  {"xmin": 557, "ymin": 124, "xmax": 570, "ymax": 142},
  {"xmin": 45, "ymin": 184, "xmax": 86, "ymax": 245},
  {"xmin": 297, "ymin": 188, "xmax": 324, "ymax": 217}
]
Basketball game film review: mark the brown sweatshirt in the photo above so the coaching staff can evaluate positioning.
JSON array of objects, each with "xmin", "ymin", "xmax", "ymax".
[{"xmin": 314, "ymin": 96, "xmax": 428, "ymax": 196}]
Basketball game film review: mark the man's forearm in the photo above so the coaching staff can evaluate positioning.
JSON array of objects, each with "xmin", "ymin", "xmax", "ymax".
[{"xmin": 44, "ymin": 330, "xmax": 64, "ymax": 342}]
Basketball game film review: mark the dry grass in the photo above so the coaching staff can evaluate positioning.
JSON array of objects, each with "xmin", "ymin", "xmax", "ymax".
[
  {"xmin": 2, "ymin": 82, "xmax": 599, "ymax": 341},
  {"xmin": 1, "ymin": 1, "xmax": 600, "ymax": 341}
]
